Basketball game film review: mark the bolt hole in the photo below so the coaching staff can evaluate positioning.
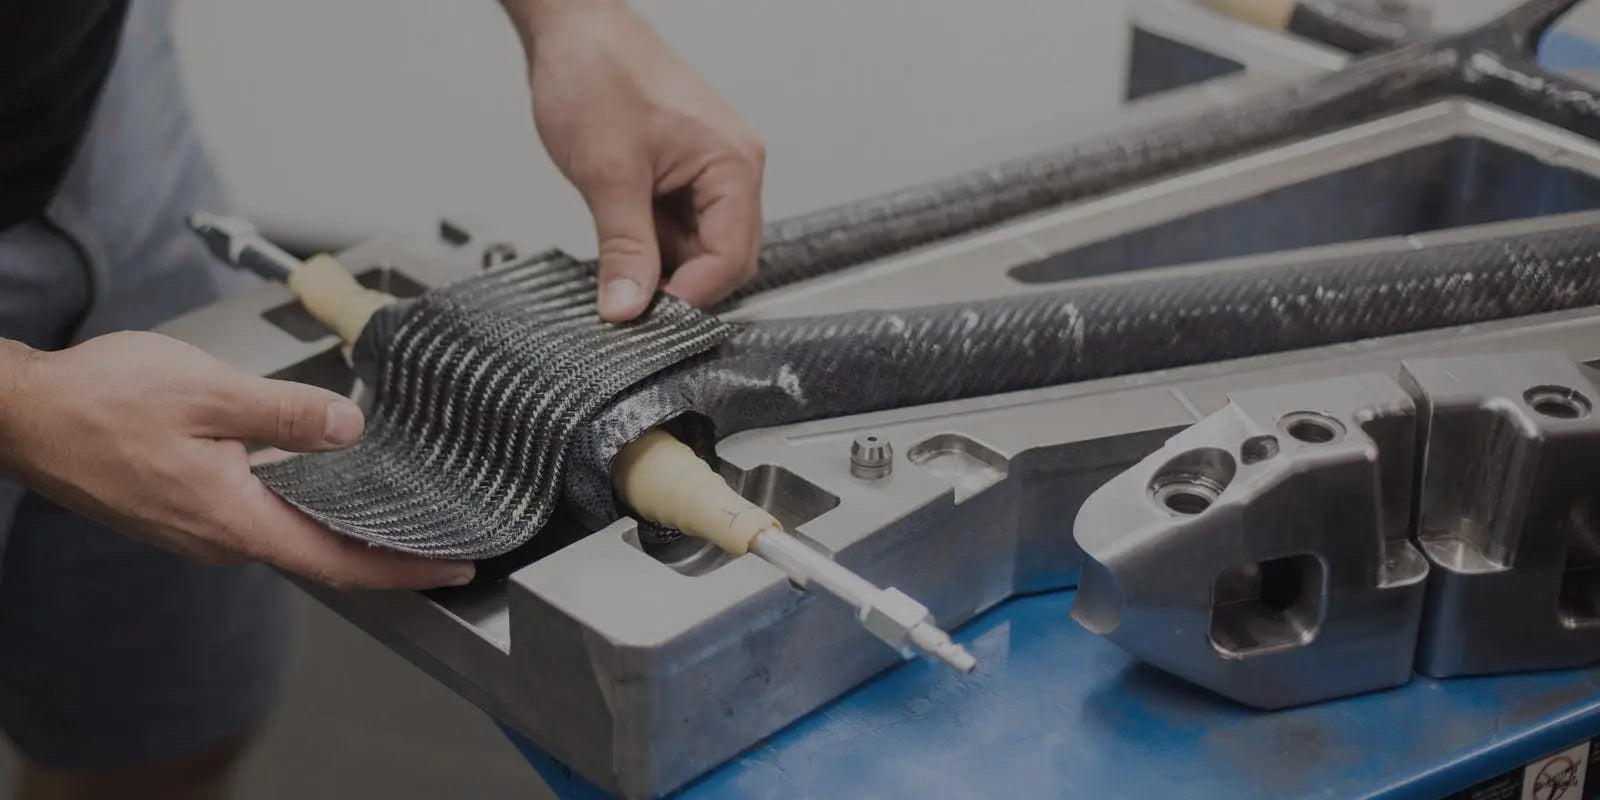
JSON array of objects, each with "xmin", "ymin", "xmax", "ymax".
[
  {"xmin": 866, "ymin": 436, "xmax": 878, "ymax": 442},
  {"xmin": 1240, "ymin": 435, "xmax": 1280, "ymax": 465},
  {"xmin": 1148, "ymin": 447, "xmax": 1235, "ymax": 518},
  {"xmin": 1280, "ymin": 413, "xmax": 1344, "ymax": 445},
  {"xmin": 1161, "ymin": 487, "xmax": 1215, "ymax": 515},
  {"xmin": 1526, "ymin": 385, "xmax": 1592, "ymax": 420}
]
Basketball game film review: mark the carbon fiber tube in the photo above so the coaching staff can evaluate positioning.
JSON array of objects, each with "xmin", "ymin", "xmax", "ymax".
[
  {"xmin": 567, "ymin": 217, "xmax": 1600, "ymax": 529},
  {"xmin": 732, "ymin": 0, "xmax": 1585, "ymax": 305}
]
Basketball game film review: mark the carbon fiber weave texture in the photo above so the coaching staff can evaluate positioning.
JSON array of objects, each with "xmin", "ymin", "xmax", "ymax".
[
  {"xmin": 569, "ymin": 219, "xmax": 1600, "ymax": 530},
  {"xmin": 730, "ymin": 0, "xmax": 1583, "ymax": 305},
  {"xmin": 253, "ymin": 252, "xmax": 732, "ymax": 559}
]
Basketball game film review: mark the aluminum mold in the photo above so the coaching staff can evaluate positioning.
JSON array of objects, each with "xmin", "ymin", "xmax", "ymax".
[{"xmin": 161, "ymin": 105, "xmax": 1600, "ymax": 796}]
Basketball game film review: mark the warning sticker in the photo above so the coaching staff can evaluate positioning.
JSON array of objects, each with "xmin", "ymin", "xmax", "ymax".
[{"xmin": 1521, "ymin": 743, "xmax": 1590, "ymax": 800}]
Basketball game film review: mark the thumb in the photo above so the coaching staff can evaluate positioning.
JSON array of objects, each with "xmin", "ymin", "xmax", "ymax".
[
  {"xmin": 581, "ymin": 158, "xmax": 662, "ymax": 322},
  {"xmin": 195, "ymin": 374, "xmax": 366, "ymax": 452}
]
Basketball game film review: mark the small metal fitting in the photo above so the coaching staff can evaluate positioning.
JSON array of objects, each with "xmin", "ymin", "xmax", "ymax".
[{"xmin": 849, "ymin": 434, "xmax": 894, "ymax": 480}]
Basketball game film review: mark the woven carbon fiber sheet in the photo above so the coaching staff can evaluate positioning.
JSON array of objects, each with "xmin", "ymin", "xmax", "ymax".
[{"xmin": 253, "ymin": 252, "xmax": 731, "ymax": 559}]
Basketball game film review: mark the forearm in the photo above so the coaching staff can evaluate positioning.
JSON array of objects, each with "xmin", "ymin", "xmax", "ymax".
[
  {"xmin": 0, "ymin": 337, "xmax": 44, "ymax": 475},
  {"xmin": 499, "ymin": 0, "xmax": 612, "ymax": 49}
]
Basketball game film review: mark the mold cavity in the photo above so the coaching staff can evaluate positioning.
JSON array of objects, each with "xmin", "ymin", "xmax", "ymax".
[
  {"xmin": 1526, "ymin": 385, "xmax": 1592, "ymax": 420},
  {"xmin": 1009, "ymin": 136, "xmax": 1600, "ymax": 284},
  {"xmin": 1559, "ymin": 495, "xmax": 1600, "ymax": 627},
  {"xmin": 622, "ymin": 464, "xmax": 838, "ymax": 577},
  {"xmin": 733, "ymin": 464, "xmax": 841, "ymax": 530},
  {"xmin": 627, "ymin": 529, "xmax": 728, "ymax": 577},
  {"xmin": 1125, "ymin": 28, "xmax": 1244, "ymax": 101},
  {"xmin": 1210, "ymin": 553, "xmax": 1326, "ymax": 657},
  {"xmin": 263, "ymin": 266, "xmax": 428, "ymax": 342},
  {"xmin": 908, "ymin": 434, "xmax": 1011, "ymax": 503},
  {"xmin": 1240, "ymin": 435, "xmax": 1280, "ymax": 465},
  {"xmin": 1281, "ymin": 412, "xmax": 1345, "ymax": 445},
  {"xmin": 1148, "ymin": 447, "xmax": 1237, "ymax": 517},
  {"xmin": 265, "ymin": 347, "xmax": 355, "ymax": 397}
]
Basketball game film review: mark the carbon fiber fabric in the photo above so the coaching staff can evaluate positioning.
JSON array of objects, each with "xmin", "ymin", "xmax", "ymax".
[
  {"xmin": 254, "ymin": 252, "xmax": 732, "ymax": 559},
  {"xmin": 568, "ymin": 218, "xmax": 1600, "ymax": 531}
]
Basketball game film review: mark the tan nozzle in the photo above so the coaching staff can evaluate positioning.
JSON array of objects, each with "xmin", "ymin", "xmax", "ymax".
[
  {"xmin": 286, "ymin": 254, "xmax": 396, "ymax": 346},
  {"xmin": 611, "ymin": 429, "xmax": 780, "ymax": 556},
  {"xmin": 1196, "ymin": 0, "xmax": 1296, "ymax": 30}
]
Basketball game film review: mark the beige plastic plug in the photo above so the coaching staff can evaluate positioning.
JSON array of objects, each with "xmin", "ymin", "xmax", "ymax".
[
  {"xmin": 612, "ymin": 429, "xmax": 979, "ymax": 673},
  {"xmin": 286, "ymin": 254, "xmax": 397, "ymax": 346},
  {"xmin": 1196, "ymin": 0, "xmax": 1296, "ymax": 30},
  {"xmin": 611, "ymin": 429, "xmax": 780, "ymax": 556}
]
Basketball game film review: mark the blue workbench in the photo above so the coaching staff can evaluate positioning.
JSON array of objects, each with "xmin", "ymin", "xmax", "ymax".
[{"xmin": 507, "ymin": 588, "xmax": 1600, "ymax": 799}]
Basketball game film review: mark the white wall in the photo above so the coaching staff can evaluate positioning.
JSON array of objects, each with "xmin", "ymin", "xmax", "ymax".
[{"xmin": 172, "ymin": 1, "xmax": 1139, "ymax": 252}]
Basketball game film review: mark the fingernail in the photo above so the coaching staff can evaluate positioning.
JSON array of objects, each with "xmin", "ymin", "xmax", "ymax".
[
  {"xmin": 599, "ymin": 278, "xmax": 644, "ymax": 319},
  {"xmin": 448, "ymin": 566, "xmax": 476, "ymax": 586},
  {"xmin": 323, "ymin": 401, "xmax": 365, "ymax": 446}
]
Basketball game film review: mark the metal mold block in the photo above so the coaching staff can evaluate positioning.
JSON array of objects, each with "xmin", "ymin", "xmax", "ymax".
[
  {"xmin": 1404, "ymin": 351, "xmax": 1600, "ymax": 677},
  {"xmin": 160, "ymin": 238, "xmax": 1600, "ymax": 797},
  {"xmin": 1071, "ymin": 374, "xmax": 1429, "ymax": 709}
]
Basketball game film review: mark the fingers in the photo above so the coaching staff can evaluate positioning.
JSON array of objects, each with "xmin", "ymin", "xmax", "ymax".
[
  {"xmin": 581, "ymin": 154, "xmax": 663, "ymax": 322},
  {"xmin": 661, "ymin": 158, "xmax": 763, "ymax": 308},
  {"xmin": 225, "ymin": 480, "xmax": 476, "ymax": 590},
  {"xmin": 193, "ymin": 374, "xmax": 365, "ymax": 452}
]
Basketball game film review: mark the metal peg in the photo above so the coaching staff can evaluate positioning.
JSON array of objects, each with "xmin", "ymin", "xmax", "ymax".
[{"xmin": 850, "ymin": 434, "xmax": 894, "ymax": 480}]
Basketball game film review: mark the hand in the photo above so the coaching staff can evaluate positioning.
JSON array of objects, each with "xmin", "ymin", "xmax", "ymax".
[
  {"xmin": 507, "ymin": 0, "xmax": 766, "ymax": 321},
  {"xmin": 0, "ymin": 333, "xmax": 475, "ymax": 590}
]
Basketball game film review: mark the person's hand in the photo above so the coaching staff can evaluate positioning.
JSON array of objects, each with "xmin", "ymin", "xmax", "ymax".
[
  {"xmin": 505, "ymin": 0, "xmax": 766, "ymax": 321},
  {"xmin": 0, "ymin": 333, "xmax": 475, "ymax": 589}
]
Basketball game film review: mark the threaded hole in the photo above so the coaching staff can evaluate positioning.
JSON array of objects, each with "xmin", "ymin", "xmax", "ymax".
[
  {"xmin": 1161, "ymin": 487, "xmax": 1216, "ymax": 515},
  {"xmin": 1526, "ymin": 385, "xmax": 1591, "ymax": 420},
  {"xmin": 1280, "ymin": 413, "xmax": 1345, "ymax": 445}
]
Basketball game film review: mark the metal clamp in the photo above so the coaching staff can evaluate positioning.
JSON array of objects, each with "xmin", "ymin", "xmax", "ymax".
[
  {"xmin": 1075, "ymin": 350, "xmax": 1600, "ymax": 705},
  {"xmin": 1404, "ymin": 351, "xmax": 1600, "ymax": 677},
  {"xmin": 1072, "ymin": 372, "xmax": 1429, "ymax": 709}
]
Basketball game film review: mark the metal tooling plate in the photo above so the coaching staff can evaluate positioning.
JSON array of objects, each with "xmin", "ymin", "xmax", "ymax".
[{"xmin": 156, "ymin": 104, "xmax": 1600, "ymax": 798}]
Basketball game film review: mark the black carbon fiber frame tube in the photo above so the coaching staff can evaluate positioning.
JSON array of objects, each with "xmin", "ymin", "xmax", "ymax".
[
  {"xmin": 570, "ymin": 217, "xmax": 1600, "ymax": 528},
  {"xmin": 731, "ymin": 0, "xmax": 1585, "ymax": 305}
]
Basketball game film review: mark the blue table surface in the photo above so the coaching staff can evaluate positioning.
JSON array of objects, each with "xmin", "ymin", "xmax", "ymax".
[{"xmin": 509, "ymin": 588, "xmax": 1600, "ymax": 800}]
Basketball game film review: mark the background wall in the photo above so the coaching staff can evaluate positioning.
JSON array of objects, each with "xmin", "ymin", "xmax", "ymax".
[{"xmin": 171, "ymin": 1, "xmax": 1139, "ymax": 250}]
